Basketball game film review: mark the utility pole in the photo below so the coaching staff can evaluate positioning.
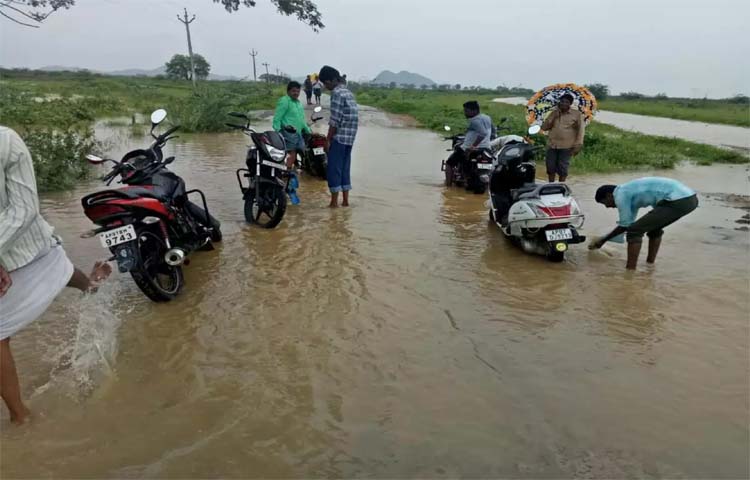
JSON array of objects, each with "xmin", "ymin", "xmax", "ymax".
[
  {"xmin": 262, "ymin": 62, "xmax": 270, "ymax": 83},
  {"xmin": 177, "ymin": 8, "xmax": 197, "ymax": 89},
  {"xmin": 249, "ymin": 49, "xmax": 258, "ymax": 82}
]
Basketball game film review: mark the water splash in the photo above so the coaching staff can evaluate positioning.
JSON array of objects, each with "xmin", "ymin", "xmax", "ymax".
[{"xmin": 32, "ymin": 280, "xmax": 127, "ymax": 400}]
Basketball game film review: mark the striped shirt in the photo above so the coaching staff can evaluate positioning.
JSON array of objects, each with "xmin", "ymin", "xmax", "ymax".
[
  {"xmin": 0, "ymin": 127, "xmax": 56, "ymax": 272},
  {"xmin": 329, "ymin": 85, "xmax": 359, "ymax": 146}
]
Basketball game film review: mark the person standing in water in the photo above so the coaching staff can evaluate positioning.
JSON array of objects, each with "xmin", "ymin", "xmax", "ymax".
[
  {"xmin": 303, "ymin": 75, "xmax": 314, "ymax": 106},
  {"xmin": 0, "ymin": 126, "xmax": 111, "ymax": 424},
  {"xmin": 313, "ymin": 78, "xmax": 323, "ymax": 105},
  {"xmin": 590, "ymin": 177, "xmax": 699, "ymax": 270},
  {"xmin": 319, "ymin": 65, "xmax": 359, "ymax": 208},
  {"xmin": 272, "ymin": 81, "xmax": 312, "ymax": 169},
  {"xmin": 541, "ymin": 93, "xmax": 585, "ymax": 183}
]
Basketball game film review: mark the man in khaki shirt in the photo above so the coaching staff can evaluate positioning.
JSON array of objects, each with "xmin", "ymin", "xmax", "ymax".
[{"xmin": 541, "ymin": 93, "xmax": 585, "ymax": 182}]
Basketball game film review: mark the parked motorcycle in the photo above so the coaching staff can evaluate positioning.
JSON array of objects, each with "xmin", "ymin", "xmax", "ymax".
[
  {"xmin": 301, "ymin": 106, "xmax": 328, "ymax": 178},
  {"xmin": 81, "ymin": 109, "xmax": 222, "ymax": 302},
  {"xmin": 227, "ymin": 112, "xmax": 291, "ymax": 229},
  {"xmin": 440, "ymin": 125, "xmax": 493, "ymax": 194},
  {"xmin": 488, "ymin": 125, "xmax": 586, "ymax": 262}
]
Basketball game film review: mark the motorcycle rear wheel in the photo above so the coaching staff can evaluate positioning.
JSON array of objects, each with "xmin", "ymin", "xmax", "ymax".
[
  {"xmin": 130, "ymin": 231, "xmax": 184, "ymax": 302},
  {"xmin": 244, "ymin": 184, "xmax": 287, "ymax": 229},
  {"xmin": 547, "ymin": 250, "xmax": 565, "ymax": 262}
]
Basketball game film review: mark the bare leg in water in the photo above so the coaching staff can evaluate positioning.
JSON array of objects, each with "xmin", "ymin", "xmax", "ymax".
[
  {"xmin": 647, "ymin": 236, "xmax": 662, "ymax": 264},
  {"xmin": 329, "ymin": 192, "xmax": 339, "ymax": 208},
  {"xmin": 0, "ymin": 261, "xmax": 111, "ymax": 424},
  {"xmin": 342, "ymin": 191, "xmax": 349, "ymax": 207}
]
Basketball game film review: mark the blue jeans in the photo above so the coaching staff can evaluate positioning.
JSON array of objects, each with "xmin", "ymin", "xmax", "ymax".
[{"xmin": 327, "ymin": 139, "xmax": 353, "ymax": 193}]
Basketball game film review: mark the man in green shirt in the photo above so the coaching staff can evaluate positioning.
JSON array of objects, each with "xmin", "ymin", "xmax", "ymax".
[{"xmin": 272, "ymin": 81, "xmax": 312, "ymax": 168}]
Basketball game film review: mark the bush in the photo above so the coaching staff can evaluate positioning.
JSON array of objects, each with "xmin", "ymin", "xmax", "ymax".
[
  {"xmin": 21, "ymin": 127, "xmax": 103, "ymax": 191},
  {"xmin": 620, "ymin": 91, "xmax": 646, "ymax": 100},
  {"xmin": 585, "ymin": 83, "xmax": 610, "ymax": 101}
]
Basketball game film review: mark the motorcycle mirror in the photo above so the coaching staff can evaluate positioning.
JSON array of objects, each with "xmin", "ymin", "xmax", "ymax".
[
  {"xmin": 444, "ymin": 125, "xmax": 452, "ymax": 132},
  {"xmin": 313, "ymin": 106, "xmax": 323, "ymax": 113},
  {"xmin": 528, "ymin": 125, "xmax": 542, "ymax": 135},
  {"xmin": 150, "ymin": 109, "xmax": 167, "ymax": 126},
  {"xmin": 164, "ymin": 156, "xmax": 175, "ymax": 165},
  {"xmin": 86, "ymin": 154, "xmax": 106, "ymax": 165}
]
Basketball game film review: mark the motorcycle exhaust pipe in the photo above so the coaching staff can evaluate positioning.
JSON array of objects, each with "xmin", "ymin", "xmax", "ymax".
[{"xmin": 164, "ymin": 248, "xmax": 186, "ymax": 266}]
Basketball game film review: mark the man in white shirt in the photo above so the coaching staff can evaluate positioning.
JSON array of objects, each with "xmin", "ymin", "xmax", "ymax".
[{"xmin": 0, "ymin": 126, "xmax": 111, "ymax": 424}]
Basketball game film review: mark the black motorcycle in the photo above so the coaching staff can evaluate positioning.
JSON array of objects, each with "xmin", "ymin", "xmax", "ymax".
[
  {"xmin": 227, "ymin": 112, "xmax": 291, "ymax": 229},
  {"xmin": 81, "ymin": 109, "xmax": 221, "ymax": 302},
  {"xmin": 440, "ymin": 125, "xmax": 493, "ymax": 194}
]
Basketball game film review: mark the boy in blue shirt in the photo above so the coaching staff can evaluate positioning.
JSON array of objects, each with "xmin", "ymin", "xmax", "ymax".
[{"xmin": 590, "ymin": 177, "xmax": 698, "ymax": 270}]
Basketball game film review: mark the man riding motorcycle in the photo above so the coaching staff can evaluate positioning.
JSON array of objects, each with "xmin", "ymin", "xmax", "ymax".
[{"xmin": 444, "ymin": 101, "xmax": 494, "ymax": 186}]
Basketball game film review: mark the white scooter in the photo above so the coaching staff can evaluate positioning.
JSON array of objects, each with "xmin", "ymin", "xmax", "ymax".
[{"xmin": 488, "ymin": 125, "xmax": 586, "ymax": 262}]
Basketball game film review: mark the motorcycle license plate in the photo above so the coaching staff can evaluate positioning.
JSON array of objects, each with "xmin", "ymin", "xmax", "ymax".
[
  {"xmin": 98, "ymin": 224, "xmax": 136, "ymax": 248},
  {"xmin": 477, "ymin": 163, "xmax": 492, "ymax": 170},
  {"xmin": 313, "ymin": 147, "xmax": 325, "ymax": 155},
  {"xmin": 262, "ymin": 160, "xmax": 287, "ymax": 171},
  {"xmin": 545, "ymin": 228, "xmax": 573, "ymax": 241}
]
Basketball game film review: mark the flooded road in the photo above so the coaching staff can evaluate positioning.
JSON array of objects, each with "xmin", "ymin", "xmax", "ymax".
[
  {"xmin": 494, "ymin": 97, "xmax": 750, "ymax": 151},
  {"xmin": 1, "ymin": 106, "xmax": 749, "ymax": 479}
]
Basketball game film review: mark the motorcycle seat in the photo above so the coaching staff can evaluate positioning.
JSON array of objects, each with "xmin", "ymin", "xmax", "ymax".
[
  {"xmin": 511, "ymin": 183, "xmax": 538, "ymax": 201},
  {"xmin": 117, "ymin": 186, "xmax": 172, "ymax": 202}
]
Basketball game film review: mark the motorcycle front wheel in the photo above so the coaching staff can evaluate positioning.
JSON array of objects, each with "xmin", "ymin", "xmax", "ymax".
[
  {"xmin": 244, "ymin": 184, "xmax": 287, "ymax": 229},
  {"xmin": 130, "ymin": 231, "xmax": 184, "ymax": 302}
]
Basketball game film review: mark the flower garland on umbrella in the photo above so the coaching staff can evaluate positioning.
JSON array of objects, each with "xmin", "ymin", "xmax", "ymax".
[{"xmin": 527, "ymin": 83, "xmax": 598, "ymax": 126}]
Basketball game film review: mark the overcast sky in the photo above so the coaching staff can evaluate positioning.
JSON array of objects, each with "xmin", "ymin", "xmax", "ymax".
[{"xmin": 1, "ymin": 0, "xmax": 748, "ymax": 98}]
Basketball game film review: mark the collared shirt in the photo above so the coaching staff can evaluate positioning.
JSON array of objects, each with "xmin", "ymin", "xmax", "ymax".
[
  {"xmin": 542, "ymin": 108, "xmax": 585, "ymax": 149},
  {"xmin": 461, "ymin": 113, "xmax": 493, "ymax": 151},
  {"xmin": 272, "ymin": 95, "xmax": 311, "ymax": 134},
  {"xmin": 0, "ymin": 127, "xmax": 57, "ymax": 272},
  {"xmin": 614, "ymin": 177, "xmax": 696, "ymax": 227},
  {"xmin": 329, "ymin": 85, "xmax": 359, "ymax": 146}
]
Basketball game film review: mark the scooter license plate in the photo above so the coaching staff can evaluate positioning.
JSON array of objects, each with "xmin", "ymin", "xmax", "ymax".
[
  {"xmin": 477, "ymin": 163, "xmax": 492, "ymax": 170},
  {"xmin": 99, "ymin": 224, "xmax": 136, "ymax": 248},
  {"xmin": 545, "ymin": 228, "xmax": 573, "ymax": 241},
  {"xmin": 313, "ymin": 147, "xmax": 325, "ymax": 155}
]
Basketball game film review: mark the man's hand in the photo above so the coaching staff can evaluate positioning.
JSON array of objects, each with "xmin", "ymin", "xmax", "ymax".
[
  {"xmin": 571, "ymin": 144, "xmax": 583, "ymax": 156},
  {"xmin": 0, "ymin": 265, "xmax": 12, "ymax": 298}
]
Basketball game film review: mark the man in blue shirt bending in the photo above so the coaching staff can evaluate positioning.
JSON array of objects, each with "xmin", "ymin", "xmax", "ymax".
[{"xmin": 590, "ymin": 177, "xmax": 699, "ymax": 270}]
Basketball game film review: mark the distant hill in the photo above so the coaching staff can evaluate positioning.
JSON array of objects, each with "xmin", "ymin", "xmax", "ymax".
[
  {"xmin": 36, "ymin": 65, "xmax": 240, "ymax": 81},
  {"xmin": 371, "ymin": 70, "xmax": 436, "ymax": 87}
]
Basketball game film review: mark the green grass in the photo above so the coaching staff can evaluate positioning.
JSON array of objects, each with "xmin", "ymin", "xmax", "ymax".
[
  {"xmin": 352, "ymin": 87, "xmax": 749, "ymax": 173},
  {"xmin": 0, "ymin": 70, "xmax": 284, "ymax": 190},
  {"xmin": 600, "ymin": 97, "xmax": 750, "ymax": 127},
  {"xmin": 0, "ymin": 69, "xmax": 283, "ymax": 131}
]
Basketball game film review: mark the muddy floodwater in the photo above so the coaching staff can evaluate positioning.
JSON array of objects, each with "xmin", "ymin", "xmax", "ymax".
[
  {"xmin": 1, "ymin": 106, "xmax": 749, "ymax": 479},
  {"xmin": 494, "ymin": 97, "xmax": 750, "ymax": 151}
]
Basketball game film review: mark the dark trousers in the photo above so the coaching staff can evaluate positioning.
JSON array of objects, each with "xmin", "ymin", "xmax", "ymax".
[{"xmin": 626, "ymin": 195, "xmax": 699, "ymax": 243}]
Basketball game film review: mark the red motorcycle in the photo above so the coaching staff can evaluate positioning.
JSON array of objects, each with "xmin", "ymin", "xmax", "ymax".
[
  {"xmin": 301, "ymin": 106, "xmax": 328, "ymax": 178},
  {"xmin": 81, "ymin": 109, "xmax": 221, "ymax": 302}
]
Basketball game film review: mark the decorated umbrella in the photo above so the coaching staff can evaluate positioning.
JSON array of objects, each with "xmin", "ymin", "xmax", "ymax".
[{"xmin": 526, "ymin": 83, "xmax": 598, "ymax": 126}]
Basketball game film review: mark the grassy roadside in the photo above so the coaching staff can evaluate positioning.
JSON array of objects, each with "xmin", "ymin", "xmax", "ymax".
[
  {"xmin": 599, "ymin": 97, "xmax": 750, "ymax": 127},
  {"xmin": 353, "ymin": 87, "xmax": 749, "ymax": 173},
  {"xmin": 0, "ymin": 70, "xmax": 283, "ymax": 190}
]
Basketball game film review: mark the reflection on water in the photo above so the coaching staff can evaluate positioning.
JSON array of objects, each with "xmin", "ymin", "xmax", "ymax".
[{"xmin": 1, "ymin": 109, "xmax": 749, "ymax": 479}]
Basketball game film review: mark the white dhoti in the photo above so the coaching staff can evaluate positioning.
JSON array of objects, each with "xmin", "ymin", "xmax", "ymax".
[{"xmin": 0, "ymin": 245, "xmax": 74, "ymax": 340}]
